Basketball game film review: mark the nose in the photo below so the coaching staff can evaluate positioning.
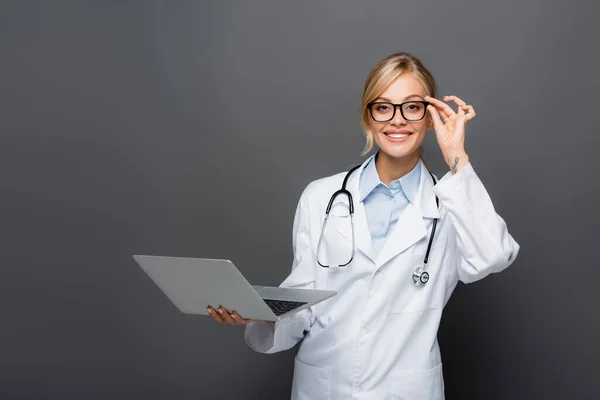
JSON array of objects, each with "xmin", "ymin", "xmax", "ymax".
[{"xmin": 390, "ymin": 105, "xmax": 406, "ymax": 125}]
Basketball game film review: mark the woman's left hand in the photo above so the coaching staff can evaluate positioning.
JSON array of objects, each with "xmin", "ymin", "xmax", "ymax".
[{"xmin": 425, "ymin": 95, "xmax": 476, "ymax": 174}]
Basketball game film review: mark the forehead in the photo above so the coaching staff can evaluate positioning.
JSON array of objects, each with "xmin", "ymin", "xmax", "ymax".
[{"xmin": 378, "ymin": 73, "xmax": 426, "ymax": 100}]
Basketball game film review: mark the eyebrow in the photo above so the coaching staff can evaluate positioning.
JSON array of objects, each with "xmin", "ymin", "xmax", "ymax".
[{"xmin": 374, "ymin": 94, "xmax": 424, "ymax": 102}]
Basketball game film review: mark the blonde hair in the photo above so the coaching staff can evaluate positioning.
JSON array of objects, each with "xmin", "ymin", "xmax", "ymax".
[{"xmin": 360, "ymin": 52, "xmax": 437, "ymax": 156}]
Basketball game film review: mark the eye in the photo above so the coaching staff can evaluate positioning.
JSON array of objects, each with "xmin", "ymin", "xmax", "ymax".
[
  {"xmin": 375, "ymin": 104, "xmax": 391, "ymax": 112},
  {"xmin": 404, "ymin": 102, "xmax": 423, "ymax": 111}
]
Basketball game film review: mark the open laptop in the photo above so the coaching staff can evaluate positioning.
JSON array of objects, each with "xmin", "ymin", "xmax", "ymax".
[{"xmin": 132, "ymin": 255, "xmax": 337, "ymax": 322}]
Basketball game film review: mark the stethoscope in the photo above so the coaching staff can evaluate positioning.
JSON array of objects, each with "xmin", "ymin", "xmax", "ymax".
[{"xmin": 315, "ymin": 163, "xmax": 440, "ymax": 286}]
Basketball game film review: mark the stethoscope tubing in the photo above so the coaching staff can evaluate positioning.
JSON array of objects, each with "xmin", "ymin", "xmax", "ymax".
[{"xmin": 316, "ymin": 163, "xmax": 440, "ymax": 286}]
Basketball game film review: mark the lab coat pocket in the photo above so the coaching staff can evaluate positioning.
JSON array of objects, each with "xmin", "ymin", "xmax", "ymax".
[
  {"xmin": 389, "ymin": 363, "xmax": 444, "ymax": 400},
  {"xmin": 388, "ymin": 254, "xmax": 444, "ymax": 314},
  {"xmin": 291, "ymin": 357, "xmax": 331, "ymax": 400}
]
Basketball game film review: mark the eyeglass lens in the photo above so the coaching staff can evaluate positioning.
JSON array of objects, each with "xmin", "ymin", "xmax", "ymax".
[{"xmin": 370, "ymin": 102, "xmax": 427, "ymax": 122}]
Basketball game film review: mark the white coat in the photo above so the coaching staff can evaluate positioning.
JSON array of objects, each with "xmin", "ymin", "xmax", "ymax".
[{"xmin": 245, "ymin": 155, "xmax": 519, "ymax": 400}]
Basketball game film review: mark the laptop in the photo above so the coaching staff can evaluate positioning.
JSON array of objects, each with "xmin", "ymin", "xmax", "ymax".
[{"xmin": 132, "ymin": 255, "xmax": 337, "ymax": 322}]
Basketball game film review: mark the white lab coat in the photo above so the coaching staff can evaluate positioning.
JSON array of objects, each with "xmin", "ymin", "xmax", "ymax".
[{"xmin": 245, "ymin": 156, "xmax": 519, "ymax": 400}]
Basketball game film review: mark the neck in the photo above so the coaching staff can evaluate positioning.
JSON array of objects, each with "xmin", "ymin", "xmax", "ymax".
[{"xmin": 374, "ymin": 151, "xmax": 420, "ymax": 185}]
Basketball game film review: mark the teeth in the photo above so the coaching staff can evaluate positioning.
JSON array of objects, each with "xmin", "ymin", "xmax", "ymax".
[{"xmin": 387, "ymin": 133, "xmax": 409, "ymax": 138}]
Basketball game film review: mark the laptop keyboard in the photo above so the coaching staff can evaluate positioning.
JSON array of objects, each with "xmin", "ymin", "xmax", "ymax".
[{"xmin": 263, "ymin": 299, "xmax": 307, "ymax": 316}]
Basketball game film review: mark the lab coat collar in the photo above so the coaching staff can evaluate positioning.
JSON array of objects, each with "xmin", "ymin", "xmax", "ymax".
[
  {"xmin": 337, "ymin": 155, "xmax": 440, "ymax": 267},
  {"xmin": 415, "ymin": 158, "xmax": 441, "ymax": 220}
]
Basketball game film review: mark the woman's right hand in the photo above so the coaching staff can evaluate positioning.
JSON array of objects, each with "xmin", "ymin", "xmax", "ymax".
[{"xmin": 207, "ymin": 305, "xmax": 256, "ymax": 325}]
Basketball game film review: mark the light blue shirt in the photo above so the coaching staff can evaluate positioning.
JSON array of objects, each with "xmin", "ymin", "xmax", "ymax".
[{"xmin": 359, "ymin": 153, "xmax": 421, "ymax": 252}]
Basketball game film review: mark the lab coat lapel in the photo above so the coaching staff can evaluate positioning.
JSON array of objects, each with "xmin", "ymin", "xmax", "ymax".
[
  {"xmin": 376, "ymin": 203, "xmax": 426, "ymax": 268},
  {"xmin": 336, "ymin": 157, "xmax": 376, "ymax": 264},
  {"xmin": 376, "ymin": 159, "xmax": 440, "ymax": 269}
]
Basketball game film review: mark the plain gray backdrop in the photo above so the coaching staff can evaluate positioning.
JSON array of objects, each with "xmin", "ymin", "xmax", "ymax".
[{"xmin": 1, "ymin": 0, "xmax": 599, "ymax": 399}]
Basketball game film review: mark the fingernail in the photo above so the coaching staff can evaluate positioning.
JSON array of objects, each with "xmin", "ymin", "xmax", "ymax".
[
  {"xmin": 230, "ymin": 314, "xmax": 236, "ymax": 319},
  {"xmin": 207, "ymin": 307, "xmax": 212, "ymax": 314},
  {"xmin": 217, "ymin": 307, "xmax": 223, "ymax": 314}
]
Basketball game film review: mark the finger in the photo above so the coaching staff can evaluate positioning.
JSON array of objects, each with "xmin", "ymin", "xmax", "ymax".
[
  {"xmin": 443, "ymin": 95, "xmax": 466, "ymax": 106},
  {"xmin": 232, "ymin": 311, "xmax": 254, "ymax": 325},
  {"xmin": 230, "ymin": 311, "xmax": 243, "ymax": 324},
  {"xmin": 438, "ymin": 108, "xmax": 451, "ymax": 124},
  {"xmin": 425, "ymin": 96, "xmax": 456, "ymax": 117},
  {"xmin": 445, "ymin": 96, "xmax": 472, "ymax": 121},
  {"xmin": 457, "ymin": 102, "xmax": 466, "ymax": 118},
  {"xmin": 215, "ymin": 306, "xmax": 234, "ymax": 324},
  {"xmin": 207, "ymin": 306, "xmax": 224, "ymax": 323},
  {"xmin": 427, "ymin": 105, "xmax": 444, "ymax": 131},
  {"xmin": 227, "ymin": 309, "xmax": 243, "ymax": 324},
  {"xmin": 463, "ymin": 105, "xmax": 476, "ymax": 121}
]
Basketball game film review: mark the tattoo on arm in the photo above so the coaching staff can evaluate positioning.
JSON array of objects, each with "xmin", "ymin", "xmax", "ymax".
[{"xmin": 451, "ymin": 157, "xmax": 459, "ymax": 174}]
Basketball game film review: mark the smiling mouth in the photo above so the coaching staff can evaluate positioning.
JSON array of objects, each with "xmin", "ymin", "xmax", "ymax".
[{"xmin": 384, "ymin": 132, "xmax": 412, "ymax": 138}]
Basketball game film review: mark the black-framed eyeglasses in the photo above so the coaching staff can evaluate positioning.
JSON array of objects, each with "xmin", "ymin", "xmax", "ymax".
[{"xmin": 367, "ymin": 101, "xmax": 430, "ymax": 122}]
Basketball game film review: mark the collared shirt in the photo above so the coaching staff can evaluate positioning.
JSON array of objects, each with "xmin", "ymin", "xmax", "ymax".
[{"xmin": 359, "ymin": 153, "xmax": 421, "ymax": 252}]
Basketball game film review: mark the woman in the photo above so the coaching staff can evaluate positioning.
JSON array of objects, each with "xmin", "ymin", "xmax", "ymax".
[{"xmin": 208, "ymin": 52, "xmax": 519, "ymax": 400}]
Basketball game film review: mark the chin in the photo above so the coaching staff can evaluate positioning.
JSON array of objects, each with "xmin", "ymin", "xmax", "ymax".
[{"xmin": 374, "ymin": 132, "xmax": 423, "ymax": 160}]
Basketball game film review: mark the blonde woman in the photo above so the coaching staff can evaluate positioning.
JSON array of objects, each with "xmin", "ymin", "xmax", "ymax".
[{"xmin": 208, "ymin": 52, "xmax": 520, "ymax": 400}]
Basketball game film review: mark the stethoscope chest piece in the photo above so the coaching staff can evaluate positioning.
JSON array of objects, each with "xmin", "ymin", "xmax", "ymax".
[{"xmin": 413, "ymin": 267, "xmax": 430, "ymax": 285}]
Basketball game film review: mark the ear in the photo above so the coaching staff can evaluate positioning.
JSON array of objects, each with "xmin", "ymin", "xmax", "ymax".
[{"xmin": 425, "ymin": 114, "xmax": 434, "ymax": 130}]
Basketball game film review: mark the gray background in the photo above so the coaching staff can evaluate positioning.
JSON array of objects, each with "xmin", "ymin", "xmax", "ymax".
[{"xmin": 1, "ymin": 0, "xmax": 598, "ymax": 399}]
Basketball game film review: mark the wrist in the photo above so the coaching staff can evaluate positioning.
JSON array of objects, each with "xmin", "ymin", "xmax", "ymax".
[{"xmin": 443, "ymin": 150, "xmax": 469, "ymax": 174}]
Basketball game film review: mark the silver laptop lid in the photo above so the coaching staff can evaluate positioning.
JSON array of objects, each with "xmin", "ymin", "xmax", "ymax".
[{"xmin": 133, "ymin": 255, "xmax": 277, "ymax": 320}]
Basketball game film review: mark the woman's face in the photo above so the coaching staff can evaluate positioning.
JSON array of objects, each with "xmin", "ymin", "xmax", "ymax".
[{"xmin": 368, "ymin": 73, "xmax": 432, "ymax": 161}]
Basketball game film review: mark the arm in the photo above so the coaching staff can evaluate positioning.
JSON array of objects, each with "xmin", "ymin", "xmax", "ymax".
[
  {"xmin": 244, "ymin": 184, "xmax": 317, "ymax": 353},
  {"xmin": 425, "ymin": 95, "xmax": 519, "ymax": 283},
  {"xmin": 433, "ymin": 161, "xmax": 520, "ymax": 283}
]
